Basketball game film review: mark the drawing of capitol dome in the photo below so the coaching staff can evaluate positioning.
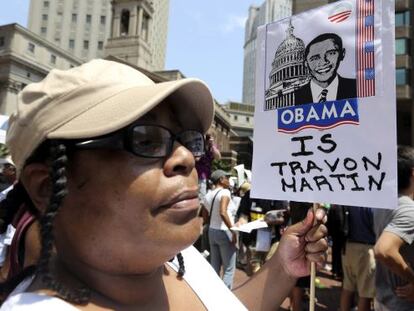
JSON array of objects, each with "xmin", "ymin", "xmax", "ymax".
[{"xmin": 265, "ymin": 20, "xmax": 309, "ymax": 110}]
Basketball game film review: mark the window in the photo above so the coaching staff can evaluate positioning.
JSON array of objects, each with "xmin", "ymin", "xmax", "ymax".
[
  {"xmin": 83, "ymin": 40, "xmax": 89, "ymax": 49},
  {"xmin": 98, "ymin": 41, "xmax": 103, "ymax": 50},
  {"xmin": 234, "ymin": 115, "xmax": 238, "ymax": 121},
  {"xmin": 69, "ymin": 39, "xmax": 75, "ymax": 49},
  {"xmin": 28, "ymin": 42, "xmax": 35, "ymax": 53},
  {"xmin": 41, "ymin": 27, "xmax": 47, "ymax": 34},
  {"xmin": 50, "ymin": 54, "xmax": 56, "ymax": 64},
  {"xmin": 43, "ymin": 1, "xmax": 49, "ymax": 8},
  {"xmin": 396, "ymin": 38, "xmax": 409, "ymax": 55},
  {"xmin": 246, "ymin": 116, "xmax": 250, "ymax": 122},
  {"xmin": 396, "ymin": 11, "xmax": 410, "ymax": 27},
  {"xmin": 100, "ymin": 16, "xmax": 106, "ymax": 25},
  {"xmin": 396, "ymin": 68, "xmax": 409, "ymax": 85},
  {"xmin": 42, "ymin": 14, "xmax": 48, "ymax": 21},
  {"xmin": 0, "ymin": 37, "xmax": 4, "ymax": 47},
  {"xmin": 86, "ymin": 14, "xmax": 92, "ymax": 23},
  {"xmin": 72, "ymin": 13, "xmax": 77, "ymax": 22},
  {"xmin": 121, "ymin": 10, "xmax": 130, "ymax": 35}
]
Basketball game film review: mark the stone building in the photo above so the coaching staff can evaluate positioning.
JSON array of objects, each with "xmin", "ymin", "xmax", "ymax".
[
  {"xmin": 0, "ymin": 23, "xmax": 83, "ymax": 114},
  {"xmin": 105, "ymin": 0, "xmax": 169, "ymax": 71},
  {"xmin": 28, "ymin": 0, "xmax": 112, "ymax": 61},
  {"xmin": 242, "ymin": 0, "xmax": 292, "ymax": 106},
  {"xmin": 27, "ymin": 0, "xmax": 169, "ymax": 71}
]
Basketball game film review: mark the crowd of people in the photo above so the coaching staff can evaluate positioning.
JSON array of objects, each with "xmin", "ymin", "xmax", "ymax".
[
  {"xmin": 0, "ymin": 59, "xmax": 327, "ymax": 310},
  {"xmin": 195, "ymin": 145, "xmax": 414, "ymax": 311},
  {"xmin": 0, "ymin": 59, "xmax": 408, "ymax": 310}
]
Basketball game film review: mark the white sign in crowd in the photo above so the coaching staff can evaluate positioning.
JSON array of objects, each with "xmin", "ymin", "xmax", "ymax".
[{"xmin": 252, "ymin": 0, "xmax": 397, "ymax": 209}]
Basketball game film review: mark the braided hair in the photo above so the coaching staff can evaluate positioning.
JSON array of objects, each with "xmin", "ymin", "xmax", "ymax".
[{"xmin": 34, "ymin": 142, "xmax": 91, "ymax": 304}]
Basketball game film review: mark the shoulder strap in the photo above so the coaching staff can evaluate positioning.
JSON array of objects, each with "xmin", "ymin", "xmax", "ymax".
[
  {"xmin": 208, "ymin": 189, "xmax": 223, "ymax": 224},
  {"xmin": 8, "ymin": 205, "xmax": 36, "ymax": 280}
]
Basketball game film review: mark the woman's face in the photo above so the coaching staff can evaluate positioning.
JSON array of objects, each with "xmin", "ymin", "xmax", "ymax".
[{"xmin": 53, "ymin": 101, "xmax": 203, "ymax": 275}]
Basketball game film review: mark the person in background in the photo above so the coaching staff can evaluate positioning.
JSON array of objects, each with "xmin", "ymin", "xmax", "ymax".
[
  {"xmin": 0, "ymin": 157, "xmax": 16, "ymax": 196},
  {"xmin": 236, "ymin": 190, "xmax": 287, "ymax": 276},
  {"xmin": 373, "ymin": 145, "xmax": 414, "ymax": 311},
  {"xmin": 202, "ymin": 170, "xmax": 238, "ymax": 289},
  {"xmin": 195, "ymin": 133, "xmax": 221, "ymax": 202},
  {"xmin": 327, "ymin": 204, "xmax": 346, "ymax": 280},
  {"xmin": 340, "ymin": 206, "xmax": 376, "ymax": 311}
]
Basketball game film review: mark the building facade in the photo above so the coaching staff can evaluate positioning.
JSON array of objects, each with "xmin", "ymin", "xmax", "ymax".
[
  {"xmin": 105, "ymin": 0, "xmax": 169, "ymax": 71},
  {"xmin": 395, "ymin": 0, "xmax": 414, "ymax": 145},
  {"xmin": 222, "ymin": 101, "xmax": 254, "ymax": 137},
  {"xmin": 242, "ymin": 0, "xmax": 292, "ymax": 105},
  {"xmin": 0, "ymin": 23, "xmax": 83, "ymax": 114},
  {"xmin": 27, "ymin": 0, "xmax": 169, "ymax": 71},
  {"xmin": 28, "ymin": 0, "xmax": 112, "ymax": 61}
]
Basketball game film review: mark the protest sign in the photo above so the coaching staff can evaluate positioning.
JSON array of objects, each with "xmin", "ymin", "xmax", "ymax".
[
  {"xmin": 252, "ymin": 0, "xmax": 396, "ymax": 209},
  {"xmin": 0, "ymin": 115, "xmax": 9, "ymax": 144}
]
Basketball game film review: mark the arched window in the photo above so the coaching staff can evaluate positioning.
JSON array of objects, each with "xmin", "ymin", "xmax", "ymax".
[{"xmin": 121, "ymin": 9, "xmax": 130, "ymax": 35}]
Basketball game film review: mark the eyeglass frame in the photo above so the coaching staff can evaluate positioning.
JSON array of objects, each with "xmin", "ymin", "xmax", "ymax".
[{"xmin": 68, "ymin": 123, "xmax": 206, "ymax": 159}]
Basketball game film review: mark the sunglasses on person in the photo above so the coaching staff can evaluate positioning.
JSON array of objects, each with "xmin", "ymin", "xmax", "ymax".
[{"xmin": 72, "ymin": 124, "xmax": 205, "ymax": 158}]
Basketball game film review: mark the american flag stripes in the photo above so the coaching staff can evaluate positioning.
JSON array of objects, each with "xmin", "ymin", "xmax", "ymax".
[
  {"xmin": 357, "ymin": 0, "xmax": 375, "ymax": 97},
  {"xmin": 328, "ymin": 10, "xmax": 352, "ymax": 23}
]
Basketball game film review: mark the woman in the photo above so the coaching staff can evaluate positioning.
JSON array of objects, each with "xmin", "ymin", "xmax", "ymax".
[
  {"xmin": 203, "ymin": 169, "xmax": 238, "ymax": 288},
  {"xmin": 0, "ymin": 59, "xmax": 327, "ymax": 310}
]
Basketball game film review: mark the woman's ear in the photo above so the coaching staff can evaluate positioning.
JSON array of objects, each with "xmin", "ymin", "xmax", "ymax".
[{"xmin": 20, "ymin": 163, "xmax": 51, "ymax": 214}]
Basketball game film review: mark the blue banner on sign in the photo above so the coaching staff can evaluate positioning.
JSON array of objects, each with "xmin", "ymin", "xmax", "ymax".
[{"xmin": 277, "ymin": 98, "xmax": 359, "ymax": 133}]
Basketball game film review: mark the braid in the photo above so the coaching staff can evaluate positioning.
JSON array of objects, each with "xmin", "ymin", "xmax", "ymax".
[
  {"xmin": 36, "ymin": 142, "xmax": 90, "ymax": 304},
  {"xmin": 176, "ymin": 252, "xmax": 185, "ymax": 278}
]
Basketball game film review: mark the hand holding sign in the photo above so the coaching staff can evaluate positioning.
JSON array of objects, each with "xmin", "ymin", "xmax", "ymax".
[{"xmin": 271, "ymin": 207, "xmax": 327, "ymax": 278}]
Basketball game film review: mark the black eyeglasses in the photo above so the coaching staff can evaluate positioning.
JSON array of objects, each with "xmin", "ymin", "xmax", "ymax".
[{"xmin": 72, "ymin": 124, "xmax": 205, "ymax": 158}]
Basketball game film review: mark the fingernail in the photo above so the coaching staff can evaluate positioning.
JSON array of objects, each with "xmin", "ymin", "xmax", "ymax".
[{"xmin": 316, "ymin": 209, "xmax": 324, "ymax": 219}]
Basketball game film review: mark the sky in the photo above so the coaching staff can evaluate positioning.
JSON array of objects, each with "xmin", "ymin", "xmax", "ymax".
[{"xmin": 0, "ymin": 0, "xmax": 263, "ymax": 104}]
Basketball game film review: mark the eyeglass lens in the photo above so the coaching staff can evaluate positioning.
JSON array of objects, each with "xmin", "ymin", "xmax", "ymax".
[{"xmin": 131, "ymin": 125, "xmax": 204, "ymax": 157}]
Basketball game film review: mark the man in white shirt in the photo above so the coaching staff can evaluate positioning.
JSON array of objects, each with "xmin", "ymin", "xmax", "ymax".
[{"xmin": 294, "ymin": 33, "xmax": 357, "ymax": 106}]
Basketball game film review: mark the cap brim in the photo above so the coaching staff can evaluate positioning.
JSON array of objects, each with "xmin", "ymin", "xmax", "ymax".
[{"xmin": 47, "ymin": 78, "xmax": 214, "ymax": 139}]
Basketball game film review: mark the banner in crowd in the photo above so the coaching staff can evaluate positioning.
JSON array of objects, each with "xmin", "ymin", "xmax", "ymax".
[
  {"xmin": 251, "ymin": 0, "xmax": 397, "ymax": 208},
  {"xmin": 0, "ymin": 115, "xmax": 9, "ymax": 145}
]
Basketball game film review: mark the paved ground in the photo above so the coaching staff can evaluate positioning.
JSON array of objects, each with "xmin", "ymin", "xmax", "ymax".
[{"xmin": 233, "ymin": 260, "xmax": 343, "ymax": 310}]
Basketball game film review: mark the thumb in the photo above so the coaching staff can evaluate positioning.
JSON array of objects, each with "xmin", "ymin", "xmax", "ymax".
[{"xmin": 289, "ymin": 208, "xmax": 314, "ymax": 236}]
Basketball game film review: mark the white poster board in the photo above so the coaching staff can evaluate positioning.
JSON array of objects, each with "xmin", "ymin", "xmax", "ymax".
[
  {"xmin": 252, "ymin": 0, "xmax": 397, "ymax": 209},
  {"xmin": 0, "ymin": 115, "xmax": 9, "ymax": 144}
]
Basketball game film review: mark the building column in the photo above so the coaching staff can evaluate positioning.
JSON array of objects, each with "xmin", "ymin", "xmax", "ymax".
[
  {"xmin": 146, "ymin": 16, "xmax": 152, "ymax": 41},
  {"xmin": 137, "ymin": 7, "xmax": 143, "ymax": 37},
  {"xmin": 113, "ymin": 10, "xmax": 120, "ymax": 37},
  {"xmin": 129, "ymin": 6, "xmax": 138, "ymax": 36}
]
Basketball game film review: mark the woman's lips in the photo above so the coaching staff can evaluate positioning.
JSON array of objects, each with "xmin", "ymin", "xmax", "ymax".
[
  {"xmin": 157, "ymin": 189, "xmax": 200, "ymax": 212},
  {"xmin": 169, "ymin": 197, "xmax": 200, "ymax": 211}
]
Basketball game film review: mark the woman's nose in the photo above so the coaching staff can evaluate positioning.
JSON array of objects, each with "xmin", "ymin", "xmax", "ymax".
[{"xmin": 163, "ymin": 142, "xmax": 195, "ymax": 177}]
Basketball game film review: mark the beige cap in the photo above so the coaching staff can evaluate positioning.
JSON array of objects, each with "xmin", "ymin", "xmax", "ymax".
[{"xmin": 7, "ymin": 59, "xmax": 214, "ymax": 173}]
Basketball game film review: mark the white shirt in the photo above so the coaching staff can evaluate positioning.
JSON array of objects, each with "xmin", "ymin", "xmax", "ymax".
[
  {"xmin": 0, "ymin": 247, "xmax": 247, "ymax": 310},
  {"xmin": 310, "ymin": 75, "xmax": 339, "ymax": 103},
  {"xmin": 203, "ymin": 188, "xmax": 237, "ymax": 231}
]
